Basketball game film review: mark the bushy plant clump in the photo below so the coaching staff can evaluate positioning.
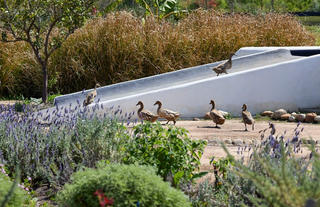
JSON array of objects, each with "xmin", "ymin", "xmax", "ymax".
[
  {"xmin": 0, "ymin": 103, "xmax": 130, "ymax": 189},
  {"xmin": 123, "ymin": 122, "xmax": 207, "ymax": 186},
  {"xmin": 0, "ymin": 10, "xmax": 314, "ymax": 97},
  {"xmin": 57, "ymin": 163, "xmax": 191, "ymax": 207},
  {"xmin": 0, "ymin": 168, "xmax": 32, "ymax": 207},
  {"xmin": 189, "ymin": 123, "xmax": 320, "ymax": 207}
]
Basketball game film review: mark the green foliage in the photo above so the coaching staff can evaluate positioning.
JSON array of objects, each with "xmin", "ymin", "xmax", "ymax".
[
  {"xmin": 0, "ymin": 0, "xmax": 98, "ymax": 102},
  {"xmin": 57, "ymin": 164, "xmax": 191, "ymax": 207},
  {"xmin": 123, "ymin": 122, "xmax": 206, "ymax": 186},
  {"xmin": 190, "ymin": 124, "xmax": 320, "ymax": 207},
  {"xmin": 0, "ymin": 108, "xmax": 129, "ymax": 189},
  {"xmin": 0, "ymin": 169, "xmax": 32, "ymax": 207},
  {"xmin": 47, "ymin": 94, "xmax": 61, "ymax": 105}
]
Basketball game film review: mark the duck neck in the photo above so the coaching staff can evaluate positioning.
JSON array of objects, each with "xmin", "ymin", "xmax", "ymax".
[
  {"xmin": 211, "ymin": 103, "xmax": 215, "ymax": 111},
  {"xmin": 156, "ymin": 103, "xmax": 162, "ymax": 112},
  {"xmin": 138, "ymin": 104, "xmax": 143, "ymax": 113}
]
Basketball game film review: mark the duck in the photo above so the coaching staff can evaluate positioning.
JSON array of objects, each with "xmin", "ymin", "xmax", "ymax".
[
  {"xmin": 83, "ymin": 83, "xmax": 101, "ymax": 107},
  {"xmin": 209, "ymin": 100, "xmax": 225, "ymax": 128},
  {"xmin": 212, "ymin": 53, "xmax": 236, "ymax": 76},
  {"xmin": 136, "ymin": 101, "xmax": 158, "ymax": 122},
  {"xmin": 242, "ymin": 104, "xmax": 255, "ymax": 131},
  {"xmin": 154, "ymin": 101, "xmax": 180, "ymax": 125}
]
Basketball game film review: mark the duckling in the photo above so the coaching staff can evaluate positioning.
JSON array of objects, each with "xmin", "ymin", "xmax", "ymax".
[
  {"xmin": 83, "ymin": 83, "xmax": 101, "ymax": 107},
  {"xmin": 154, "ymin": 101, "xmax": 180, "ymax": 125},
  {"xmin": 136, "ymin": 101, "xmax": 158, "ymax": 122},
  {"xmin": 209, "ymin": 100, "xmax": 225, "ymax": 128},
  {"xmin": 212, "ymin": 53, "xmax": 236, "ymax": 76},
  {"xmin": 242, "ymin": 104, "xmax": 255, "ymax": 131}
]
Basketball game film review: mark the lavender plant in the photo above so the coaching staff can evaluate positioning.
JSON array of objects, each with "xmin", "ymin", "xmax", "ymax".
[
  {"xmin": 190, "ymin": 123, "xmax": 320, "ymax": 207},
  {"xmin": 0, "ymin": 101, "xmax": 130, "ymax": 190}
]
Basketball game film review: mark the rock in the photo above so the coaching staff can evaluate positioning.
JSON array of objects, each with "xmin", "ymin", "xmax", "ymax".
[
  {"xmin": 280, "ymin": 113, "xmax": 291, "ymax": 120},
  {"xmin": 315, "ymin": 116, "xmax": 320, "ymax": 123},
  {"xmin": 272, "ymin": 109, "xmax": 287, "ymax": 120},
  {"xmin": 204, "ymin": 112, "xmax": 211, "ymax": 120},
  {"xmin": 305, "ymin": 113, "xmax": 317, "ymax": 123},
  {"xmin": 291, "ymin": 112, "xmax": 297, "ymax": 116},
  {"xmin": 232, "ymin": 139, "xmax": 244, "ymax": 146},
  {"xmin": 261, "ymin": 110, "xmax": 273, "ymax": 117},
  {"xmin": 224, "ymin": 139, "xmax": 232, "ymax": 144},
  {"xmin": 295, "ymin": 114, "xmax": 306, "ymax": 122},
  {"xmin": 193, "ymin": 118, "xmax": 200, "ymax": 121},
  {"xmin": 288, "ymin": 116, "xmax": 296, "ymax": 122}
]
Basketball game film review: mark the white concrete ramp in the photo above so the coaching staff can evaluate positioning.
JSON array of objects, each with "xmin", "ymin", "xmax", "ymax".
[{"xmin": 54, "ymin": 47, "xmax": 320, "ymax": 118}]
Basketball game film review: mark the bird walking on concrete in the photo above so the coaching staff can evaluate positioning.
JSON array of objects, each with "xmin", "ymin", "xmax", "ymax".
[
  {"xmin": 212, "ymin": 53, "xmax": 236, "ymax": 76},
  {"xmin": 83, "ymin": 83, "xmax": 100, "ymax": 107},
  {"xmin": 136, "ymin": 101, "xmax": 158, "ymax": 122},
  {"xmin": 154, "ymin": 100, "xmax": 180, "ymax": 125},
  {"xmin": 242, "ymin": 104, "xmax": 255, "ymax": 131}
]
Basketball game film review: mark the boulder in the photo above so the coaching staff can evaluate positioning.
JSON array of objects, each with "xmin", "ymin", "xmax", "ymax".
[
  {"xmin": 314, "ymin": 116, "xmax": 320, "ymax": 123},
  {"xmin": 288, "ymin": 116, "xmax": 296, "ymax": 122},
  {"xmin": 261, "ymin": 111, "xmax": 274, "ymax": 117},
  {"xmin": 204, "ymin": 112, "xmax": 211, "ymax": 120},
  {"xmin": 272, "ymin": 109, "xmax": 287, "ymax": 120},
  {"xmin": 280, "ymin": 113, "xmax": 291, "ymax": 120},
  {"xmin": 295, "ymin": 114, "xmax": 306, "ymax": 122},
  {"xmin": 305, "ymin": 113, "xmax": 317, "ymax": 123}
]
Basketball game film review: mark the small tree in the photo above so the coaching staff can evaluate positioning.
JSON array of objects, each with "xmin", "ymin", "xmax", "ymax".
[{"xmin": 0, "ymin": 0, "xmax": 97, "ymax": 103}]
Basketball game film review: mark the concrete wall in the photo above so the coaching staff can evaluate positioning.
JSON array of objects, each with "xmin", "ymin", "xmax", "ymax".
[
  {"xmin": 54, "ymin": 49, "xmax": 300, "ymax": 107},
  {"xmin": 87, "ymin": 53, "xmax": 320, "ymax": 118}
]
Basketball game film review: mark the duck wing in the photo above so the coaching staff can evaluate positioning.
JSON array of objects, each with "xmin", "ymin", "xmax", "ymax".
[{"xmin": 242, "ymin": 111, "xmax": 254, "ymax": 124}]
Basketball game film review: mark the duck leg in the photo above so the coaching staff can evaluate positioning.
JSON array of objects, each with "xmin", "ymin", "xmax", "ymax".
[
  {"xmin": 215, "ymin": 123, "xmax": 221, "ymax": 128},
  {"xmin": 173, "ymin": 120, "xmax": 176, "ymax": 125},
  {"xmin": 252, "ymin": 123, "xmax": 255, "ymax": 131},
  {"xmin": 166, "ymin": 120, "xmax": 170, "ymax": 125},
  {"xmin": 244, "ymin": 123, "xmax": 248, "ymax": 131}
]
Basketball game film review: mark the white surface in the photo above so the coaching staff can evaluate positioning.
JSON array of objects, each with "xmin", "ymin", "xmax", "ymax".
[{"xmin": 53, "ymin": 47, "xmax": 320, "ymax": 119}]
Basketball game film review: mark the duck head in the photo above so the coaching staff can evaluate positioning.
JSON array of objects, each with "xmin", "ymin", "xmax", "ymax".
[
  {"xmin": 154, "ymin": 101, "xmax": 162, "ymax": 106},
  {"xmin": 242, "ymin": 104, "xmax": 247, "ymax": 111},
  {"xmin": 209, "ymin": 100, "xmax": 215, "ymax": 108},
  {"xmin": 136, "ymin": 101, "xmax": 143, "ymax": 107}
]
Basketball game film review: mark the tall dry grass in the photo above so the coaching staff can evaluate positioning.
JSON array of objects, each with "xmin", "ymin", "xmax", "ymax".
[{"xmin": 0, "ymin": 10, "xmax": 315, "ymax": 97}]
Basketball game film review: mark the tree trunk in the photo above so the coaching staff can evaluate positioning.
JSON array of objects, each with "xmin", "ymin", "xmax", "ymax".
[
  {"xmin": 42, "ymin": 64, "xmax": 48, "ymax": 103},
  {"xmin": 271, "ymin": 0, "xmax": 274, "ymax": 11}
]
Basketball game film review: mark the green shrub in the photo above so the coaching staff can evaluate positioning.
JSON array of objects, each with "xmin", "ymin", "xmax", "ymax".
[
  {"xmin": 189, "ymin": 123, "xmax": 320, "ymax": 207},
  {"xmin": 0, "ymin": 171, "xmax": 32, "ymax": 207},
  {"xmin": 57, "ymin": 164, "xmax": 191, "ymax": 207},
  {"xmin": 0, "ymin": 105, "xmax": 130, "ymax": 189},
  {"xmin": 123, "ymin": 122, "xmax": 206, "ymax": 186}
]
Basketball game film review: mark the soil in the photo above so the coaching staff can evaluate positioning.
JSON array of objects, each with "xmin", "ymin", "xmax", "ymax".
[{"xmin": 173, "ymin": 119, "xmax": 320, "ymax": 171}]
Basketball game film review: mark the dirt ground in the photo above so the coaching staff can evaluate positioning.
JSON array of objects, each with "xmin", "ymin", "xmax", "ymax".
[{"xmin": 173, "ymin": 119, "xmax": 320, "ymax": 171}]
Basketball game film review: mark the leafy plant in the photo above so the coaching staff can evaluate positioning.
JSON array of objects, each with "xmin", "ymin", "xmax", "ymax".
[
  {"xmin": 0, "ymin": 166, "xmax": 33, "ymax": 207},
  {"xmin": 57, "ymin": 164, "xmax": 191, "ymax": 207},
  {"xmin": 0, "ymin": 103, "xmax": 129, "ymax": 189},
  {"xmin": 123, "ymin": 121, "xmax": 206, "ymax": 186},
  {"xmin": 190, "ymin": 123, "xmax": 320, "ymax": 206},
  {"xmin": 0, "ymin": 0, "xmax": 98, "ymax": 102}
]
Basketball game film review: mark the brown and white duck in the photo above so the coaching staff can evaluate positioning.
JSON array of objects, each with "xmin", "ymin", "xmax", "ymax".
[
  {"xmin": 209, "ymin": 100, "xmax": 225, "ymax": 128},
  {"xmin": 83, "ymin": 83, "xmax": 101, "ymax": 107},
  {"xmin": 154, "ymin": 101, "xmax": 180, "ymax": 125},
  {"xmin": 242, "ymin": 104, "xmax": 255, "ymax": 131},
  {"xmin": 136, "ymin": 101, "xmax": 158, "ymax": 122},
  {"xmin": 212, "ymin": 53, "xmax": 236, "ymax": 76}
]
